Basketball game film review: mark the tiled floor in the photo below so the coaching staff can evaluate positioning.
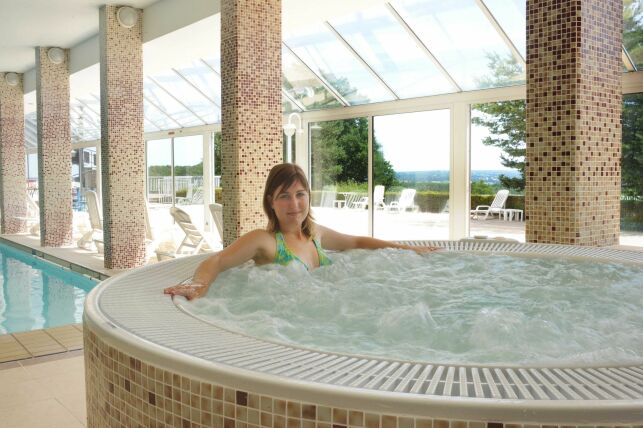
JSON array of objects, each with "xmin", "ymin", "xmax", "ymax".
[
  {"xmin": 0, "ymin": 351, "xmax": 86, "ymax": 428},
  {"xmin": 0, "ymin": 324, "xmax": 83, "ymax": 364}
]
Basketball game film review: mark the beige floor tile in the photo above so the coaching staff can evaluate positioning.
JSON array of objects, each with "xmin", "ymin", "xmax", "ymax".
[
  {"xmin": 0, "ymin": 378, "xmax": 54, "ymax": 410},
  {"xmin": 36, "ymin": 370, "xmax": 86, "ymax": 397},
  {"xmin": 0, "ymin": 398, "xmax": 85, "ymax": 428},
  {"xmin": 0, "ymin": 351, "xmax": 31, "ymax": 363},
  {"xmin": 0, "ymin": 365, "xmax": 33, "ymax": 385},
  {"xmin": 56, "ymin": 391, "xmax": 87, "ymax": 425},
  {"xmin": 21, "ymin": 354, "xmax": 85, "ymax": 379}
]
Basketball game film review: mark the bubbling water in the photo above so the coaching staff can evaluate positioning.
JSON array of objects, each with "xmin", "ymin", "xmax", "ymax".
[{"xmin": 186, "ymin": 249, "xmax": 643, "ymax": 365}]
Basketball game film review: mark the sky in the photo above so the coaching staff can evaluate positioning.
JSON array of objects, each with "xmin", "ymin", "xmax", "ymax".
[{"xmin": 375, "ymin": 109, "xmax": 510, "ymax": 171}]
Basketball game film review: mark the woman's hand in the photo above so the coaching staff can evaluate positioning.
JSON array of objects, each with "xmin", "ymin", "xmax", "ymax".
[{"xmin": 163, "ymin": 283, "xmax": 210, "ymax": 300}]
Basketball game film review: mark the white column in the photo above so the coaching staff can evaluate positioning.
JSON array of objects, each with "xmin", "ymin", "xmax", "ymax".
[{"xmin": 449, "ymin": 102, "xmax": 470, "ymax": 240}]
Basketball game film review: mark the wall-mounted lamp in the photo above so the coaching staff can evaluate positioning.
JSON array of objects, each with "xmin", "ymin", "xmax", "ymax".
[
  {"xmin": 283, "ymin": 112, "xmax": 303, "ymax": 163},
  {"xmin": 4, "ymin": 72, "xmax": 19, "ymax": 86},
  {"xmin": 47, "ymin": 47, "xmax": 65, "ymax": 64},
  {"xmin": 117, "ymin": 6, "xmax": 138, "ymax": 28}
]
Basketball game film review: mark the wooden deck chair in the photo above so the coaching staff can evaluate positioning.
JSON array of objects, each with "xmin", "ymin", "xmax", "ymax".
[
  {"xmin": 208, "ymin": 203, "xmax": 223, "ymax": 244},
  {"xmin": 170, "ymin": 206, "xmax": 212, "ymax": 255},
  {"xmin": 471, "ymin": 189, "xmax": 509, "ymax": 220}
]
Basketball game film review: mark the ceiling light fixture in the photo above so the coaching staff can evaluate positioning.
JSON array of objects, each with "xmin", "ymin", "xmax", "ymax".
[
  {"xmin": 4, "ymin": 72, "xmax": 19, "ymax": 86},
  {"xmin": 117, "ymin": 6, "xmax": 138, "ymax": 28},
  {"xmin": 47, "ymin": 47, "xmax": 65, "ymax": 64}
]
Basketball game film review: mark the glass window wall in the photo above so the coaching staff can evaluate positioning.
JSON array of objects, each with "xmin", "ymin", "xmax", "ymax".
[
  {"xmin": 310, "ymin": 118, "xmax": 369, "ymax": 236},
  {"xmin": 621, "ymin": 93, "xmax": 643, "ymax": 247},
  {"xmin": 373, "ymin": 110, "xmax": 451, "ymax": 240},
  {"xmin": 470, "ymin": 101, "xmax": 526, "ymax": 242}
]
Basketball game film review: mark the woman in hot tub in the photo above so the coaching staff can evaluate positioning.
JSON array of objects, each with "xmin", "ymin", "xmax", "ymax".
[{"xmin": 164, "ymin": 163, "xmax": 439, "ymax": 300}]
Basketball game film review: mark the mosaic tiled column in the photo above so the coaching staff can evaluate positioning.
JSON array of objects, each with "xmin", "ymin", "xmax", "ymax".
[
  {"xmin": 221, "ymin": 0, "xmax": 282, "ymax": 246},
  {"xmin": 99, "ymin": 5, "xmax": 146, "ymax": 269},
  {"xmin": 0, "ymin": 73, "xmax": 27, "ymax": 234},
  {"xmin": 36, "ymin": 47, "xmax": 73, "ymax": 246},
  {"xmin": 525, "ymin": 0, "xmax": 622, "ymax": 246}
]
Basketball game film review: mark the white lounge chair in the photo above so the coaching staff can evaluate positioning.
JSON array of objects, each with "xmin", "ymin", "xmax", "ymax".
[
  {"xmin": 170, "ymin": 206, "xmax": 213, "ymax": 255},
  {"xmin": 471, "ymin": 189, "xmax": 510, "ymax": 220},
  {"xmin": 319, "ymin": 186, "xmax": 337, "ymax": 208},
  {"xmin": 208, "ymin": 203, "xmax": 223, "ymax": 244},
  {"xmin": 354, "ymin": 185, "xmax": 386, "ymax": 210},
  {"xmin": 388, "ymin": 188, "xmax": 418, "ymax": 212},
  {"xmin": 77, "ymin": 190, "xmax": 103, "ymax": 250}
]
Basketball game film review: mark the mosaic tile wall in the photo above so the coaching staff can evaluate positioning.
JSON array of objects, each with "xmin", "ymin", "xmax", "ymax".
[
  {"xmin": 220, "ymin": 0, "xmax": 282, "ymax": 246},
  {"xmin": 0, "ymin": 73, "xmax": 27, "ymax": 234},
  {"xmin": 36, "ymin": 47, "xmax": 73, "ymax": 246},
  {"xmin": 84, "ymin": 328, "xmax": 641, "ymax": 427},
  {"xmin": 525, "ymin": 0, "xmax": 622, "ymax": 246},
  {"xmin": 99, "ymin": 5, "xmax": 146, "ymax": 269}
]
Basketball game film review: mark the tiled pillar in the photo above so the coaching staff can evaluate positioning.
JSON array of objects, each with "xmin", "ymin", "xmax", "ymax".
[
  {"xmin": 221, "ymin": 0, "xmax": 282, "ymax": 246},
  {"xmin": 36, "ymin": 47, "xmax": 73, "ymax": 246},
  {"xmin": 99, "ymin": 5, "xmax": 146, "ymax": 269},
  {"xmin": 0, "ymin": 73, "xmax": 27, "ymax": 234},
  {"xmin": 525, "ymin": 0, "xmax": 622, "ymax": 246}
]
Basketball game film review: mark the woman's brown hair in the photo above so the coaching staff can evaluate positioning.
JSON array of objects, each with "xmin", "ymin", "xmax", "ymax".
[{"xmin": 263, "ymin": 163, "xmax": 315, "ymax": 239}]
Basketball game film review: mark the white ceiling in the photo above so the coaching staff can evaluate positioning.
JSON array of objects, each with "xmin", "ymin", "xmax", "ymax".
[
  {"xmin": 0, "ymin": 0, "xmax": 161, "ymax": 73},
  {"xmin": 1, "ymin": 0, "xmax": 389, "ymax": 75}
]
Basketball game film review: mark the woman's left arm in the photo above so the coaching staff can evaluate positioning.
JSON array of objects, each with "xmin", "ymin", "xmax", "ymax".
[{"xmin": 316, "ymin": 224, "xmax": 440, "ymax": 253}]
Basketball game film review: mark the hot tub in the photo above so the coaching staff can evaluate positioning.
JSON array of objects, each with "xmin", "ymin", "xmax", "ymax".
[{"xmin": 83, "ymin": 240, "xmax": 643, "ymax": 427}]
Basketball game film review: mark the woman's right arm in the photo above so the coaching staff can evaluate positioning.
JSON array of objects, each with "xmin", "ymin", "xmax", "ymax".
[{"xmin": 163, "ymin": 230, "xmax": 272, "ymax": 300}]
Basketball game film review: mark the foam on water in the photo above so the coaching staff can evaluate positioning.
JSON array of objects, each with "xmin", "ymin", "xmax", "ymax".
[{"xmin": 186, "ymin": 249, "xmax": 643, "ymax": 365}]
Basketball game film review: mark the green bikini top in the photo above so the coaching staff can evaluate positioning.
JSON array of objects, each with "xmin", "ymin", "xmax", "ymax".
[{"xmin": 274, "ymin": 231, "xmax": 332, "ymax": 270}]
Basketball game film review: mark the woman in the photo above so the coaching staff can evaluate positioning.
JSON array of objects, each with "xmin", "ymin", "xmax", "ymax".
[{"xmin": 164, "ymin": 163, "xmax": 439, "ymax": 300}]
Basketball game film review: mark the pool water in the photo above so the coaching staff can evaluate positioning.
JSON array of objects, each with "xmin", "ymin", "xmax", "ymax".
[
  {"xmin": 187, "ymin": 249, "xmax": 643, "ymax": 365},
  {"xmin": 0, "ymin": 243, "xmax": 98, "ymax": 334}
]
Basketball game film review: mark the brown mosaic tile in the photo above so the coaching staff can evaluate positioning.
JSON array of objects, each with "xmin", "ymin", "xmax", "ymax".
[
  {"xmin": 221, "ymin": 0, "xmax": 283, "ymax": 246},
  {"xmin": 415, "ymin": 419, "xmax": 432, "ymax": 428},
  {"xmin": 288, "ymin": 401, "xmax": 301, "ymax": 418},
  {"xmin": 0, "ymin": 73, "xmax": 28, "ymax": 234},
  {"xmin": 433, "ymin": 420, "xmax": 449, "ymax": 428},
  {"xmin": 348, "ymin": 411, "xmax": 364, "ymax": 427},
  {"xmin": 35, "ymin": 47, "xmax": 73, "ymax": 246},
  {"xmin": 382, "ymin": 416, "xmax": 396, "ymax": 428},
  {"xmin": 333, "ymin": 408, "xmax": 348, "ymax": 425},
  {"xmin": 302, "ymin": 404, "xmax": 316, "ymax": 420},
  {"xmin": 398, "ymin": 417, "xmax": 414, "ymax": 428},
  {"xmin": 365, "ymin": 413, "xmax": 380, "ymax": 428},
  {"xmin": 98, "ymin": 5, "xmax": 146, "ymax": 268},
  {"xmin": 525, "ymin": 0, "xmax": 621, "ymax": 246}
]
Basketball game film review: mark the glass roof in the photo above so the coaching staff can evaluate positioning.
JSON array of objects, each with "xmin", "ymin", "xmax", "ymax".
[{"xmin": 23, "ymin": 0, "xmax": 643, "ymax": 149}]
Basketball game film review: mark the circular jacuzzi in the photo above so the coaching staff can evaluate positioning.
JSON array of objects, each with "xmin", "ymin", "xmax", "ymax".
[{"xmin": 83, "ymin": 240, "xmax": 643, "ymax": 427}]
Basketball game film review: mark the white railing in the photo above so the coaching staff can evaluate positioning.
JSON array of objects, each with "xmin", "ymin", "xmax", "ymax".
[{"xmin": 147, "ymin": 176, "xmax": 220, "ymax": 204}]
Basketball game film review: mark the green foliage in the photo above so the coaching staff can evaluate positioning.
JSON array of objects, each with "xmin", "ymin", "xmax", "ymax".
[
  {"xmin": 471, "ymin": 100, "xmax": 526, "ymax": 191},
  {"xmin": 148, "ymin": 162, "xmax": 203, "ymax": 177},
  {"xmin": 311, "ymin": 118, "xmax": 397, "ymax": 188},
  {"xmin": 214, "ymin": 132, "xmax": 222, "ymax": 176},
  {"xmin": 472, "ymin": 53, "xmax": 526, "ymax": 192},
  {"xmin": 470, "ymin": 180, "xmax": 496, "ymax": 195},
  {"xmin": 622, "ymin": 94, "xmax": 643, "ymax": 199},
  {"xmin": 624, "ymin": 0, "xmax": 643, "ymax": 67}
]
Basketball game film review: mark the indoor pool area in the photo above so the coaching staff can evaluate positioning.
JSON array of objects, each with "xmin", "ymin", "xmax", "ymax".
[{"xmin": 1, "ymin": 0, "xmax": 643, "ymax": 427}]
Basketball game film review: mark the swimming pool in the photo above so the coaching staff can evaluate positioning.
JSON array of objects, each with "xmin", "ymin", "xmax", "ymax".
[{"xmin": 0, "ymin": 242, "xmax": 98, "ymax": 334}]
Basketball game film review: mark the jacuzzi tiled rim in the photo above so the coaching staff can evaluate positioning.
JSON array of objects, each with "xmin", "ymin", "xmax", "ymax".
[{"xmin": 84, "ymin": 240, "xmax": 643, "ymax": 425}]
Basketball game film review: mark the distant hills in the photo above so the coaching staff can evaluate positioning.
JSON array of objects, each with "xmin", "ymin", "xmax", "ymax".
[{"xmin": 396, "ymin": 170, "xmax": 520, "ymax": 184}]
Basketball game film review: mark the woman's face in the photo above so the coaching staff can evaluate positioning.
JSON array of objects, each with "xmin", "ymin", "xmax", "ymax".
[{"xmin": 270, "ymin": 180, "xmax": 309, "ymax": 227}]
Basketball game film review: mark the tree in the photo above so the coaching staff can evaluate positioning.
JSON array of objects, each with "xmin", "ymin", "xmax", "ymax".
[
  {"xmin": 624, "ymin": 0, "xmax": 643, "ymax": 67},
  {"xmin": 622, "ymin": 94, "xmax": 643, "ymax": 199},
  {"xmin": 472, "ymin": 53, "xmax": 526, "ymax": 191},
  {"xmin": 311, "ymin": 118, "xmax": 397, "ymax": 188}
]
